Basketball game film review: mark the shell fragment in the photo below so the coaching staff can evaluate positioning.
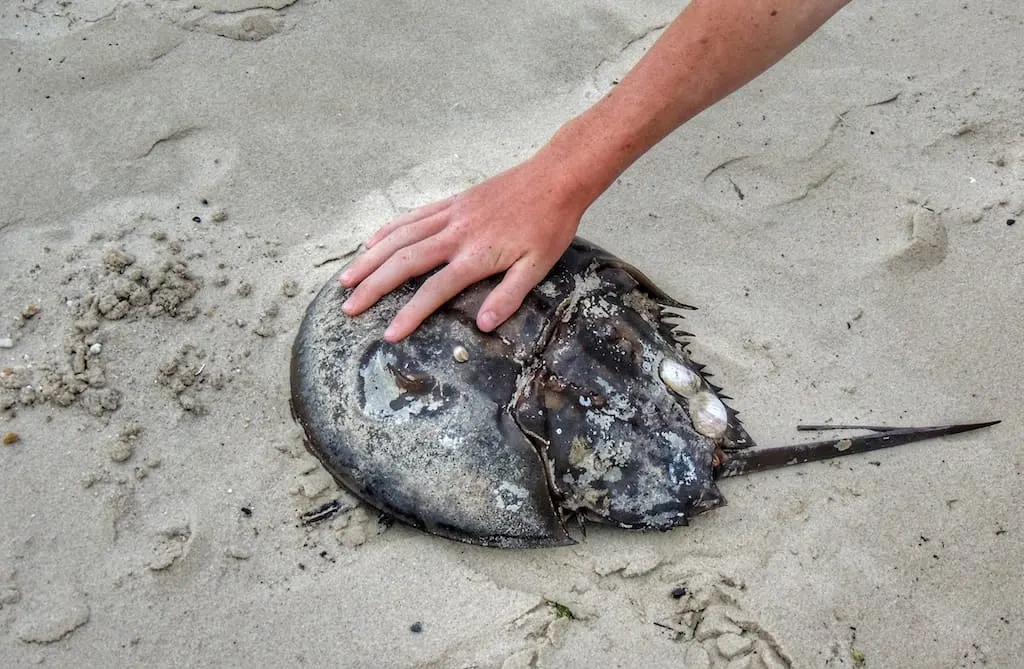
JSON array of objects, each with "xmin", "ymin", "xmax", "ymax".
[
  {"xmin": 659, "ymin": 358, "xmax": 701, "ymax": 398},
  {"xmin": 690, "ymin": 391, "xmax": 728, "ymax": 440}
]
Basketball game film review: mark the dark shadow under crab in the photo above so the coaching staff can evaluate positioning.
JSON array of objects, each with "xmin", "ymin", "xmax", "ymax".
[{"xmin": 290, "ymin": 238, "xmax": 997, "ymax": 548}]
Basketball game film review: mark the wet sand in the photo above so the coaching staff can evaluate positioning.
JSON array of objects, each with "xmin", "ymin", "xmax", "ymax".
[{"xmin": 2, "ymin": 1, "xmax": 1022, "ymax": 667}]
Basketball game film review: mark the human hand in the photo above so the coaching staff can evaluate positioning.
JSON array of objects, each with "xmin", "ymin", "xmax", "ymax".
[{"xmin": 339, "ymin": 151, "xmax": 589, "ymax": 342}]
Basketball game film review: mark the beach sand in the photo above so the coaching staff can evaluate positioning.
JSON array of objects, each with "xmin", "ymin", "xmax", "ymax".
[{"xmin": 2, "ymin": 1, "xmax": 1022, "ymax": 666}]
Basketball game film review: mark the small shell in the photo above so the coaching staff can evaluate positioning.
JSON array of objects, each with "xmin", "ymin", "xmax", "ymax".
[
  {"xmin": 659, "ymin": 358, "xmax": 701, "ymax": 398},
  {"xmin": 452, "ymin": 346, "xmax": 470, "ymax": 363},
  {"xmin": 689, "ymin": 391, "xmax": 728, "ymax": 440}
]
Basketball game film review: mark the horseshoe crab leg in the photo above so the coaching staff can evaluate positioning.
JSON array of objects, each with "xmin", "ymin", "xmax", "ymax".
[{"xmin": 716, "ymin": 421, "xmax": 1000, "ymax": 478}]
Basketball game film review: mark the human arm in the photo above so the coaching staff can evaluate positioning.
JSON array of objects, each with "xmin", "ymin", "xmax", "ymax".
[{"xmin": 340, "ymin": 0, "xmax": 852, "ymax": 342}]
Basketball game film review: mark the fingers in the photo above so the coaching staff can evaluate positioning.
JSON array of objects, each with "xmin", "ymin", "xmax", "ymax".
[
  {"xmin": 340, "ymin": 164, "xmax": 585, "ymax": 341},
  {"xmin": 378, "ymin": 252, "xmax": 554, "ymax": 341},
  {"xmin": 365, "ymin": 197, "xmax": 455, "ymax": 249},
  {"xmin": 340, "ymin": 209, "xmax": 449, "ymax": 288},
  {"xmin": 476, "ymin": 256, "xmax": 551, "ymax": 332},
  {"xmin": 383, "ymin": 261, "xmax": 490, "ymax": 342},
  {"xmin": 342, "ymin": 239, "xmax": 450, "ymax": 317}
]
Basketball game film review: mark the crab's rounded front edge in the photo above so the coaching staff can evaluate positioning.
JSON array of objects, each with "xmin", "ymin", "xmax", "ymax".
[{"xmin": 290, "ymin": 270, "xmax": 575, "ymax": 548}]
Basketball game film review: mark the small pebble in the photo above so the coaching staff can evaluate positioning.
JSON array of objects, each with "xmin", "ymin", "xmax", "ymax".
[
  {"xmin": 1008, "ymin": 219, "xmax": 1017, "ymax": 226},
  {"xmin": 89, "ymin": 343, "xmax": 102, "ymax": 356},
  {"xmin": 21, "ymin": 305, "xmax": 40, "ymax": 320},
  {"xmin": 0, "ymin": 338, "xmax": 13, "ymax": 349},
  {"xmin": 3, "ymin": 432, "xmax": 19, "ymax": 445},
  {"xmin": 109, "ymin": 441, "xmax": 133, "ymax": 463},
  {"xmin": 453, "ymin": 346, "xmax": 470, "ymax": 363},
  {"xmin": 409, "ymin": 622, "xmax": 423, "ymax": 633},
  {"xmin": 102, "ymin": 249, "xmax": 135, "ymax": 271}
]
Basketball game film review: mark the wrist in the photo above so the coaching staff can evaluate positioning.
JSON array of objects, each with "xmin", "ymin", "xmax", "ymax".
[
  {"xmin": 538, "ymin": 82, "xmax": 673, "ymax": 212},
  {"xmin": 533, "ymin": 115, "xmax": 630, "ymax": 215}
]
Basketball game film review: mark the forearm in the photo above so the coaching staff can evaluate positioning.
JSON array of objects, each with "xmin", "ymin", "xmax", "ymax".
[
  {"xmin": 544, "ymin": 0, "xmax": 852, "ymax": 209},
  {"xmin": 346, "ymin": 0, "xmax": 853, "ymax": 339}
]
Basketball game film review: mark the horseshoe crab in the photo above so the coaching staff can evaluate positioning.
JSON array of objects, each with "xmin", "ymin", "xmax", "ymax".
[{"xmin": 290, "ymin": 238, "xmax": 997, "ymax": 548}]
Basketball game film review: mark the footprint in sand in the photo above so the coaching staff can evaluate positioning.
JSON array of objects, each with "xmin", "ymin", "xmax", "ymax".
[
  {"xmin": 657, "ymin": 573, "xmax": 792, "ymax": 669},
  {"xmin": 881, "ymin": 208, "xmax": 948, "ymax": 275},
  {"xmin": 917, "ymin": 116, "xmax": 1024, "ymax": 225},
  {"xmin": 463, "ymin": 562, "xmax": 791, "ymax": 669},
  {"xmin": 129, "ymin": 126, "xmax": 238, "ymax": 196},
  {"xmin": 0, "ymin": 566, "xmax": 21, "ymax": 610},
  {"xmin": 0, "ymin": 0, "xmax": 121, "ymax": 40},
  {"xmin": 14, "ymin": 587, "xmax": 90, "ymax": 645},
  {"xmin": 309, "ymin": 155, "xmax": 486, "ymax": 267},
  {"xmin": 383, "ymin": 155, "xmax": 486, "ymax": 211},
  {"xmin": 146, "ymin": 521, "xmax": 195, "ymax": 571},
  {"xmin": 143, "ymin": 0, "xmax": 296, "ymax": 42},
  {"xmin": 702, "ymin": 154, "xmax": 839, "ymax": 211}
]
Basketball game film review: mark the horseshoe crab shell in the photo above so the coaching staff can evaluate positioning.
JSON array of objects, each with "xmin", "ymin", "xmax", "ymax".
[{"xmin": 290, "ymin": 238, "xmax": 997, "ymax": 548}]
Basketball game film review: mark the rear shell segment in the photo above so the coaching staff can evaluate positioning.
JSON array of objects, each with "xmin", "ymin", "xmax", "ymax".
[{"xmin": 513, "ymin": 261, "xmax": 727, "ymax": 529}]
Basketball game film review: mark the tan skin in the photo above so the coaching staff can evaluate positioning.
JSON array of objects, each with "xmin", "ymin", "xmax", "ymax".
[{"xmin": 341, "ymin": 0, "xmax": 853, "ymax": 342}]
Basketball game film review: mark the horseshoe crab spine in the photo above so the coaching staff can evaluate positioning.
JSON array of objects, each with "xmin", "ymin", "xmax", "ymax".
[{"xmin": 716, "ymin": 421, "xmax": 1001, "ymax": 478}]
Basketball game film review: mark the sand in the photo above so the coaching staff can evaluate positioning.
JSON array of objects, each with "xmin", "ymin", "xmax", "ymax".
[{"xmin": 1, "ymin": 1, "xmax": 1022, "ymax": 667}]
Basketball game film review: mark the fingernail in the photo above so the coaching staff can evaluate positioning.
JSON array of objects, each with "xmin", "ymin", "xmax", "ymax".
[
  {"xmin": 383, "ymin": 324, "xmax": 399, "ymax": 341},
  {"xmin": 342, "ymin": 299, "xmax": 353, "ymax": 314},
  {"xmin": 479, "ymin": 311, "xmax": 497, "ymax": 331},
  {"xmin": 339, "ymin": 270, "xmax": 353, "ymax": 285}
]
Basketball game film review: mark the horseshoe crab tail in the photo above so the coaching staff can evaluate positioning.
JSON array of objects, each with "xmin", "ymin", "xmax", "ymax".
[{"xmin": 715, "ymin": 420, "xmax": 1001, "ymax": 479}]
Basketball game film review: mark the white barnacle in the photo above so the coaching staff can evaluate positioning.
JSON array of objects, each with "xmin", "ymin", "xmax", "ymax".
[
  {"xmin": 604, "ymin": 466, "xmax": 623, "ymax": 483},
  {"xmin": 452, "ymin": 345, "xmax": 470, "ymax": 363},
  {"xmin": 689, "ymin": 390, "xmax": 728, "ymax": 440},
  {"xmin": 492, "ymin": 481, "xmax": 529, "ymax": 513},
  {"xmin": 537, "ymin": 280, "xmax": 560, "ymax": 298},
  {"xmin": 659, "ymin": 357, "xmax": 701, "ymax": 398}
]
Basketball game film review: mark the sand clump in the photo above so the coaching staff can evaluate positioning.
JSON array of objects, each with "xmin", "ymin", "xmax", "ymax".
[{"xmin": 1, "ymin": 239, "xmax": 203, "ymax": 418}]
